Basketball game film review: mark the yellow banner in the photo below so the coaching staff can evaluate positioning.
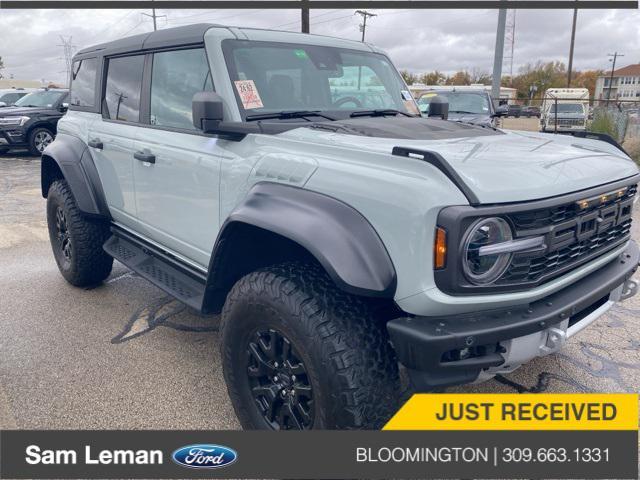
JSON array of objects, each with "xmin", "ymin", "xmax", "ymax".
[{"xmin": 384, "ymin": 393, "xmax": 639, "ymax": 430}]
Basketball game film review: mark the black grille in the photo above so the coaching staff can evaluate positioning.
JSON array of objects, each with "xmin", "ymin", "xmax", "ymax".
[
  {"xmin": 500, "ymin": 219, "xmax": 632, "ymax": 284},
  {"xmin": 510, "ymin": 184, "xmax": 637, "ymax": 231}
]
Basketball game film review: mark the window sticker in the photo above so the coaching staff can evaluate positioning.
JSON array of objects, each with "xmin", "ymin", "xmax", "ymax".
[
  {"xmin": 401, "ymin": 90, "xmax": 413, "ymax": 101},
  {"xmin": 234, "ymin": 80, "xmax": 264, "ymax": 109},
  {"xmin": 294, "ymin": 49, "xmax": 308, "ymax": 59}
]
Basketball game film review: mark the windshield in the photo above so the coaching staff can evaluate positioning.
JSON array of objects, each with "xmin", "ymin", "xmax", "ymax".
[
  {"xmin": 418, "ymin": 91, "xmax": 491, "ymax": 115},
  {"xmin": 549, "ymin": 103, "xmax": 585, "ymax": 114},
  {"xmin": 223, "ymin": 40, "xmax": 417, "ymax": 118},
  {"xmin": 0, "ymin": 92, "xmax": 25, "ymax": 105},
  {"xmin": 14, "ymin": 90, "xmax": 66, "ymax": 108}
]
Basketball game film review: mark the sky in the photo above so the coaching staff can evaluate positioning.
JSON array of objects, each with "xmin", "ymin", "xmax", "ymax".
[{"xmin": 0, "ymin": 6, "xmax": 639, "ymax": 86}]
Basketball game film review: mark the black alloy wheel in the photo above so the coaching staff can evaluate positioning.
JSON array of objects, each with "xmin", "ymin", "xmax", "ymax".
[
  {"xmin": 55, "ymin": 206, "xmax": 72, "ymax": 264},
  {"xmin": 246, "ymin": 328, "xmax": 314, "ymax": 430}
]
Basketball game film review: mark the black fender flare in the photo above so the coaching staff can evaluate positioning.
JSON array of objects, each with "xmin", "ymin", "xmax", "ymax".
[
  {"xmin": 41, "ymin": 133, "xmax": 110, "ymax": 219},
  {"xmin": 203, "ymin": 182, "xmax": 397, "ymax": 311}
]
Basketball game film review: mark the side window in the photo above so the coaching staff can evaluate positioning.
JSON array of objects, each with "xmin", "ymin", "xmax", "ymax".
[
  {"xmin": 150, "ymin": 48, "xmax": 212, "ymax": 130},
  {"xmin": 70, "ymin": 58, "xmax": 97, "ymax": 107},
  {"xmin": 104, "ymin": 55, "xmax": 145, "ymax": 123}
]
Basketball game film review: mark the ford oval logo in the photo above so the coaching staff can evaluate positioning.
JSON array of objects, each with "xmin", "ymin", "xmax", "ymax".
[{"xmin": 172, "ymin": 444, "xmax": 238, "ymax": 469}]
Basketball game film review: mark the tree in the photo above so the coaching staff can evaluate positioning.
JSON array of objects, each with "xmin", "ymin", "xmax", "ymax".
[
  {"xmin": 400, "ymin": 70, "xmax": 418, "ymax": 85},
  {"xmin": 419, "ymin": 70, "xmax": 446, "ymax": 85},
  {"xmin": 470, "ymin": 67, "xmax": 492, "ymax": 85},
  {"xmin": 573, "ymin": 70, "xmax": 604, "ymax": 97},
  {"xmin": 445, "ymin": 70, "xmax": 472, "ymax": 86}
]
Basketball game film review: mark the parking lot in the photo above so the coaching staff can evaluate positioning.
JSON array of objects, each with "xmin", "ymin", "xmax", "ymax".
[{"xmin": 1, "ymin": 152, "xmax": 639, "ymax": 430}]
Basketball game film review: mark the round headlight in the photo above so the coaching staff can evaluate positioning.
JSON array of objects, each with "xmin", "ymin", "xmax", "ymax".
[{"xmin": 462, "ymin": 217, "xmax": 513, "ymax": 285}]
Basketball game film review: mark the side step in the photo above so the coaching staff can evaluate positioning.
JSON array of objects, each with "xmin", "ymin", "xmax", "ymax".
[{"xmin": 103, "ymin": 232, "xmax": 206, "ymax": 311}]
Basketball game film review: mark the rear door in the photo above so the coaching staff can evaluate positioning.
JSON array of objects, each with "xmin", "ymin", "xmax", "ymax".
[
  {"xmin": 132, "ymin": 47, "xmax": 221, "ymax": 269},
  {"xmin": 88, "ymin": 54, "xmax": 146, "ymax": 228}
]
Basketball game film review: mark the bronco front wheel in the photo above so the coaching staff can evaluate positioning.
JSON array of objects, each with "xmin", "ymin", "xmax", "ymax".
[
  {"xmin": 220, "ymin": 262, "xmax": 401, "ymax": 430},
  {"xmin": 46, "ymin": 179, "xmax": 113, "ymax": 286}
]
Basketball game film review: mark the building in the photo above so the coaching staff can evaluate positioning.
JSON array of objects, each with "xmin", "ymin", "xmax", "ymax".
[
  {"xmin": 408, "ymin": 83, "xmax": 518, "ymax": 105},
  {"xmin": 0, "ymin": 79, "xmax": 43, "ymax": 89},
  {"xmin": 594, "ymin": 63, "xmax": 640, "ymax": 102}
]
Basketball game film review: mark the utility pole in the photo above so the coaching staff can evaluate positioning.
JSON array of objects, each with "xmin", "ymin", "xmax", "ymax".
[
  {"xmin": 355, "ymin": 10, "xmax": 376, "ymax": 42},
  {"xmin": 301, "ymin": 0, "xmax": 310, "ymax": 33},
  {"xmin": 567, "ymin": 3, "xmax": 578, "ymax": 87},
  {"xmin": 57, "ymin": 35, "xmax": 75, "ymax": 88},
  {"xmin": 606, "ymin": 52, "xmax": 624, "ymax": 104},
  {"xmin": 491, "ymin": 8, "xmax": 507, "ymax": 106},
  {"xmin": 142, "ymin": 3, "xmax": 166, "ymax": 31}
]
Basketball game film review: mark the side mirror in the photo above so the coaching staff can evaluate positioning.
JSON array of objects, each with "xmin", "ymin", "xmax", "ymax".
[
  {"xmin": 59, "ymin": 102, "xmax": 69, "ymax": 112},
  {"xmin": 192, "ymin": 91, "xmax": 224, "ymax": 131},
  {"xmin": 427, "ymin": 95, "xmax": 449, "ymax": 120}
]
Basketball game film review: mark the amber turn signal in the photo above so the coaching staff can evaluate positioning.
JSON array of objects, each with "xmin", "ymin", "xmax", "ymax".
[{"xmin": 434, "ymin": 227, "xmax": 447, "ymax": 270}]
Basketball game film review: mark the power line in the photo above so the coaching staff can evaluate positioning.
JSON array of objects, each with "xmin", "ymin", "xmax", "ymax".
[{"xmin": 354, "ymin": 9, "xmax": 376, "ymax": 42}]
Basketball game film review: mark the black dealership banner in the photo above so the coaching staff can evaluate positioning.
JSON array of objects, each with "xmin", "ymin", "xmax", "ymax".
[{"xmin": 1, "ymin": 429, "xmax": 638, "ymax": 479}]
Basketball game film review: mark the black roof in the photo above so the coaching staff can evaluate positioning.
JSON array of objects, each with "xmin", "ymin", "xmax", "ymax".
[{"xmin": 75, "ymin": 23, "xmax": 216, "ymax": 59}]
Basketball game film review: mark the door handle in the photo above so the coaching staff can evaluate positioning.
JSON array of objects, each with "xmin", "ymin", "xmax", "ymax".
[
  {"xmin": 88, "ymin": 138, "xmax": 103, "ymax": 150},
  {"xmin": 134, "ymin": 150, "xmax": 156, "ymax": 164}
]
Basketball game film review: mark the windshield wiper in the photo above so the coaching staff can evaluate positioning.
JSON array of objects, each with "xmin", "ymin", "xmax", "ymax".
[
  {"xmin": 449, "ymin": 110, "xmax": 479, "ymax": 115},
  {"xmin": 350, "ymin": 109, "xmax": 414, "ymax": 118},
  {"xmin": 245, "ymin": 110, "xmax": 336, "ymax": 122}
]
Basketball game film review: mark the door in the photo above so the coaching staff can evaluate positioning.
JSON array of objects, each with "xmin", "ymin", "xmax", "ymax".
[
  {"xmin": 133, "ymin": 47, "xmax": 221, "ymax": 269},
  {"xmin": 88, "ymin": 54, "xmax": 146, "ymax": 228}
]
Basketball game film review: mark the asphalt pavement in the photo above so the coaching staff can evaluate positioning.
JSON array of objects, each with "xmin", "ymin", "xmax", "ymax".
[{"xmin": 1, "ymin": 153, "xmax": 639, "ymax": 430}]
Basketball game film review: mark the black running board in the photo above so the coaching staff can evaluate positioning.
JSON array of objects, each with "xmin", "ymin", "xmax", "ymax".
[{"xmin": 103, "ymin": 231, "xmax": 206, "ymax": 311}]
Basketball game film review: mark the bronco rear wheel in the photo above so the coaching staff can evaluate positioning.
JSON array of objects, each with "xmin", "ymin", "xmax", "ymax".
[{"xmin": 220, "ymin": 262, "xmax": 401, "ymax": 430}]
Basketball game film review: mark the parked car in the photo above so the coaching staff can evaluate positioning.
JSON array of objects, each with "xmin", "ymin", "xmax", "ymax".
[
  {"xmin": 418, "ymin": 88, "xmax": 499, "ymax": 127},
  {"xmin": 520, "ymin": 106, "xmax": 540, "ymax": 118},
  {"xmin": 0, "ymin": 89, "xmax": 69, "ymax": 155},
  {"xmin": 506, "ymin": 104, "xmax": 522, "ymax": 117},
  {"xmin": 42, "ymin": 24, "xmax": 640, "ymax": 430},
  {"xmin": 0, "ymin": 88, "xmax": 31, "ymax": 107}
]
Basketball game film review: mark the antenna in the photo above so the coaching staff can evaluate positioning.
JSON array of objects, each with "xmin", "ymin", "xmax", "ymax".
[{"xmin": 504, "ymin": 9, "xmax": 516, "ymax": 82}]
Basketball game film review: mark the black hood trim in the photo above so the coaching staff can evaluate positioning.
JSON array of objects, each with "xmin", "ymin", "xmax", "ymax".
[{"xmin": 306, "ymin": 115, "xmax": 501, "ymax": 140}]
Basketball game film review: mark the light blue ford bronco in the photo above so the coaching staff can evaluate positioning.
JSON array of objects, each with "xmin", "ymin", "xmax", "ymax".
[{"xmin": 42, "ymin": 24, "xmax": 639, "ymax": 430}]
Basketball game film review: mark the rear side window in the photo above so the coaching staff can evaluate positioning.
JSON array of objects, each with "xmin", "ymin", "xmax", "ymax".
[
  {"xmin": 70, "ymin": 58, "xmax": 97, "ymax": 107},
  {"xmin": 104, "ymin": 55, "xmax": 145, "ymax": 123},
  {"xmin": 150, "ymin": 48, "xmax": 212, "ymax": 130}
]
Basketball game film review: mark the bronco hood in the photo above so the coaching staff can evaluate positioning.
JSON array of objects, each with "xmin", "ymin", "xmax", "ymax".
[{"xmin": 281, "ymin": 117, "xmax": 639, "ymax": 204}]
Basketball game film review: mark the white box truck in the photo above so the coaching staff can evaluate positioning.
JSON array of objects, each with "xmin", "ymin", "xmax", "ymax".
[{"xmin": 540, "ymin": 88, "xmax": 590, "ymax": 133}]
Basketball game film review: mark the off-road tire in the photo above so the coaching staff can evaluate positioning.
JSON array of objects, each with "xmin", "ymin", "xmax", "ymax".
[
  {"xmin": 46, "ymin": 179, "xmax": 113, "ymax": 286},
  {"xmin": 28, "ymin": 127, "xmax": 54, "ymax": 156},
  {"xmin": 220, "ymin": 262, "xmax": 401, "ymax": 430}
]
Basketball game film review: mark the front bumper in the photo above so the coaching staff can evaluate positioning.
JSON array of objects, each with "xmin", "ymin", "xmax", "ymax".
[
  {"xmin": 0, "ymin": 127, "xmax": 27, "ymax": 148},
  {"xmin": 387, "ymin": 240, "xmax": 639, "ymax": 390}
]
